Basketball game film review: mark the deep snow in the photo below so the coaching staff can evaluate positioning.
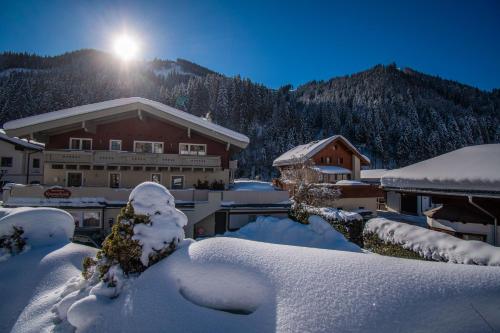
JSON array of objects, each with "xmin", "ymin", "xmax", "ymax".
[{"xmin": 223, "ymin": 215, "xmax": 362, "ymax": 252}]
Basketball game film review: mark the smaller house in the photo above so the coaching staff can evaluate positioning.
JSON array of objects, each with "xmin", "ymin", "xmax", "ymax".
[
  {"xmin": 381, "ymin": 144, "xmax": 500, "ymax": 245},
  {"xmin": 273, "ymin": 135, "xmax": 383, "ymax": 212},
  {"xmin": 0, "ymin": 130, "xmax": 44, "ymax": 186}
]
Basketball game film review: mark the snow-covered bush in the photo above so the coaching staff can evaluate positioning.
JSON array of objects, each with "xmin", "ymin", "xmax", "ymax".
[
  {"xmin": 82, "ymin": 182, "xmax": 187, "ymax": 287},
  {"xmin": 364, "ymin": 218, "xmax": 500, "ymax": 266},
  {"xmin": 0, "ymin": 226, "xmax": 26, "ymax": 257}
]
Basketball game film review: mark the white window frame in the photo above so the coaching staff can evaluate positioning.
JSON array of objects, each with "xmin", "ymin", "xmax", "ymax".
[
  {"xmin": 151, "ymin": 173, "xmax": 161, "ymax": 183},
  {"xmin": 179, "ymin": 143, "xmax": 207, "ymax": 156},
  {"xmin": 109, "ymin": 172, "xmax": 121, "ymax": 188},
  {"xmin": 133, "ymin": 140, "xmax": 164, "ymax": 154},
  {"xmin": 171, "ymin": 175, "xmax": 184, "ymax": 189},
  {"xmin": 109, "ymin": 139, "xmax": 122, "ymax": 151},
  {"xmin": 69, "ymin": 137, "xmax": 93, "ymax": 150},
  {"xmin": 66, "ymin": 171, "xmax": 83, "ymax": 187}
]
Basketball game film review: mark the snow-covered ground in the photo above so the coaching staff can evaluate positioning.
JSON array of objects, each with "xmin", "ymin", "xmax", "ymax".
[
  {"xmin": 230, "ymin": 179, "xmax": 277, "ymax": 191},
  {"xmin": 365, "ymin": 218, "xmax": 500, "ymax": 266},
  {"xmin": 2, "ymin": 196, "xmax": 500, "ymax": 332},
  {"xmin": 223, "ymin": 215, "xmax": 362, "ymax": 252}
]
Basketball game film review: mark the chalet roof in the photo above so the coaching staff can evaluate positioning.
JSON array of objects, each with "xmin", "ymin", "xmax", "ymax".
[
  {"xmin": 361, "ymin": 169, "xmax": 388, "ymax": 180},
  {"xmin": 0, "ymin": 130, "xmax": 44, "ymax": 151},
  {"xmin": 2, "ymin": 97, "xmax": 249, "ymax": 149},
  {"xmin": 381, "ymin": 144, "xmax": 500, "ymax": 196},
  {"xmin": 272, "ymin": 135, "xmax": 370, "ymax": 167}
]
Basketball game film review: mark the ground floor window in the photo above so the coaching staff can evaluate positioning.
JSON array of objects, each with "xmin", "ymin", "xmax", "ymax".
[
  {"xmin": 70, "ymin": 211, "xmax": 102, "ymax": 228},
  {"xmin": 109, "ymin": 173, "xmax": 120, "ymax": 188},
  {"xmin": 151, "ymin": 173, "xmax": 161, "ymax": 183},
  {"xmin": 171, "ymin": 175, "xmax": 184, "ymax": 189},
  {"xmin": 67, "ymin": 172, "xmax": 83, "ymax": 187}
]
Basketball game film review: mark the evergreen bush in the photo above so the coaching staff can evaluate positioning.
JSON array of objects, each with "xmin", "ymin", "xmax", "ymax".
[{"xmin": 0, "ymin": 226, "xmax": 26, "ymax": 255}]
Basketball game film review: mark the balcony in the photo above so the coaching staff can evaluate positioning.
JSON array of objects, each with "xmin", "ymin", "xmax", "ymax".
[{"xmin": 44, "ymin": 150, "xmax": 222, "ymax": 168}]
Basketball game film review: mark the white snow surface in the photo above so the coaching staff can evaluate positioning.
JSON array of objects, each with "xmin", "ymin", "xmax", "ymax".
[
  {"xmin": 305, "ymin": 205, "xmax": 363, "ymax": 222},
  {"xmin": 335, "ymin": 180, "xmax": 365, "ymax": 185},
  {"xmin": 2, "ymin": 97, "xmax": 249, "ymax": 147},
  {"xmin": 273, "ymin": 135, "xmax": 369, "ymax": 166},
  {"xmin": 223, "ymin": 215, "xmax": 362, "ymax": 252},
  {"xmin": 231, "ymin": 179, "xmax": 277, "ymax": 191},
  {"xmin": 0, "ymin": 207, "xmax": 74, "ymax": 251},
  {"xmin": 381, "ymin": 144, "xmax": 500, "ymax": 193},
  {"xmin": 360, "ymin": 168, "xmax": 388, "ymax": 180},
  {"xmin": 129, "ymin": 182, "xmax": 188, "ymax": 266},
  {"xmin": 10, "ymin": 237, "xmax": 499, "ymax": 332},
  {"xmin": 365, "ymin": 217, "xmax": 500, "ymax": 266},
  {"xmin": 312, "ymin": 165, "xmax": 352, "ymax": 175}
]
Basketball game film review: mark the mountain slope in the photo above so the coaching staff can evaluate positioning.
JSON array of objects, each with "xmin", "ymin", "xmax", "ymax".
[{"xmin": 0, "ymin": 51, "xmax": 498, "ymax": 178}]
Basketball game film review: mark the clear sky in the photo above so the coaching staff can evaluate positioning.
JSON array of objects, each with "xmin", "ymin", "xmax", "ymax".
[{"xmin": 1, "ymin": 0, "xmax": 499, "ymax": 90}]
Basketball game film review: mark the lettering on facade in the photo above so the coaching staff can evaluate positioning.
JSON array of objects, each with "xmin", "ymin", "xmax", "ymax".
[{"xmin": 44, "ymin": 188, "xmax": 72, "ymax": 199}]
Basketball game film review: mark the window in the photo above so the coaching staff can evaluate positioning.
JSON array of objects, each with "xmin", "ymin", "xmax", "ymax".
[
  {"xmin": 32, "ymin": 158, "xmax": 40, "ymax": 169},
  {"xmin": 109, "ymin": 173, "xmax": 120, "ymax": 188},
  {"xmin": 109, "ymin": 140, "xmax": 122, "ymax": 151},
  {"xmin": 1, "ymin": 157, "xmax": 13, "ymax": 167},
  {"xmin": 179, "ymin": 143, "xmax": 207, "ymax": 156},
  {"xmin": 83, "ymin": 212, "xmax": 101, "ymax": 228},
  {"xmin": 171, "ymin": 175, "xmax": 184, "ymax": 189},
  {"xmin": 52, "ymin": 164, "xmax": 64, "ymax": 169},
  {"xmin": 70, "ymin": 212, "xmax": 82, "ymax": 228},
  {"xmin": 79, "ymin": 165, "xmax": 91, "ymax": 170},
  {"xmin": 69, "ymin": 138, "xmax": 92, "ymax": 150},
  {"xmin": 67, "ymin": 172, "xmax": 83, "ymax": 187},
  {"xmin": 338, "ymin": 157, "xmax": 344, "ymax": 164},
  {"xmin": 151, "ymin": 173, "xmax": 161, "ymax": 183},
  {"xmin": 65, "ymin": 164, "xmax": 77, "ymax": 170},
  {"xmin": 134, "ymin": 141, "xmax": 163, "ymax": 153},
  {"xmin": 93, "ymin": 165, "xmax": 104, "ymax": 170}
]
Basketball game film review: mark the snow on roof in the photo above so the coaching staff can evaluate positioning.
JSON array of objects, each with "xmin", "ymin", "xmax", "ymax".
[
  {"xmin": 361, "ymin": 169, "xmax": 388, "ymax": 180},
  {"xmin": 3, "ymin": 97, "xmax": 249, "ymax": 148},
  {"xmin": 312, "ymin": 165, "xmax": 352, "ymax": 174},
  {"xmin": 0, "ymin": 130, "xmax": 44, "ymax": 150},
  {"xmin": 381, "ymin": 144, "xmax": 500, "ymax": 195},
  {"xmin": 272, "ymin": 135, "xmax": 369, "ymax": 166},
  {"xmin": 230, "ymin": 179, "xmax": 277, "ymax": 191}
]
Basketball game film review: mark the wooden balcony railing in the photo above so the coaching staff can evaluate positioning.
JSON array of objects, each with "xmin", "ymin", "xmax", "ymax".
[{"xmin": 44, "ymin": 150, "xmax": 221, "ymax": 167}]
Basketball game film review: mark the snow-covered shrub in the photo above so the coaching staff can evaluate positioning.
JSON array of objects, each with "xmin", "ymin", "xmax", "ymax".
[
  {"xmin": 82, "ymin": 182, "xmax": 187, "ymax": 286},
  {"xmin": 364, "ymin": 218, "xmax": 500, "ymax": 266},
  {"xmin": 0, "ymin": 226, "xmax": 26, "ymax": 257},
  {"xmin": 363, "ymin": 232, "xmax": 424, "ymax": 260}
]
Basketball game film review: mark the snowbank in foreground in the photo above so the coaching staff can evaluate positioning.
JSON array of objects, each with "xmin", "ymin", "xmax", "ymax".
[
  {"xmin": 224, "ymin": 215, "xmax": 362, "ymax": 252},
  {"xmin": 0, "ymin": 207, "xmax": 74, "ymax": 252},
  {"xmin": 40, "ymin": 237, "xmax": 500, "ymax": 332},
  {"xmin": 364, "ymin": 218, "xmax": 500, "ymax": 266},
  {"xmin": 0, "ymin": 243, "xmax": 97, "ymax": 332}
]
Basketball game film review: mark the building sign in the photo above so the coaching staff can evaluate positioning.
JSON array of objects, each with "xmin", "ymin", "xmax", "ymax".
[{"xmin": 44, "ymin": 188, "xmax": 71, "ymax": 199}]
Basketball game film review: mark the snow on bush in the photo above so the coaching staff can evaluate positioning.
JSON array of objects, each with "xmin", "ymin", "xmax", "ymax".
[
  {"xmin": 65, "ymin": 182, "xmax": 186, "ymax": 314},
  {"xmin": 364, "ymin": 218, "xmax": 500, "ymax": 266},
  {"xmin": 0, "ymin": 207, "xmax": 74, "ymax": 260},
  {"xmin": 224, "ymin": 215, "xmax": 362, "ymax": 252}
]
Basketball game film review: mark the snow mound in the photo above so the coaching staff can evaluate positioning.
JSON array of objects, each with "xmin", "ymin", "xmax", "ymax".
[
  {"xmin": 177, "ymin": 262, "xmax": 268, "ymax": 314},
  {"xmin": 364, "ymin": 218, "xmax": 500, "ymax": 266},
  {"xmin": 0, "ymin": 207, "xmax": 74, "ymax": 249},
  {"xmin": 129, "ymin": 182, "xmax": 188, "ymax": 266},
  {"xmin": 306, "ymin": 205, "xmax": 362, "ymax": 222},
  {"xmin": 224, "ymin": 215, "xmax": 362, "ymax": 252}
]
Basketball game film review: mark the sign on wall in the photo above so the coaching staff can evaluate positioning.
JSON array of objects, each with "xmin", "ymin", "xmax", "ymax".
[{"xmin": 44, "ymin": 188, "xmax": 72, "ymax": 199}]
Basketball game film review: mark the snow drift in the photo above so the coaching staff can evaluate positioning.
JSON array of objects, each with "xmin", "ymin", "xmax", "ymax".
[
  {"xmin": 224, "ymin": 215, "xmax": 362, "ymax": 252},
  {"xmin": 364, "ymin": 217, "xmax": 500, "ymax": 266}
]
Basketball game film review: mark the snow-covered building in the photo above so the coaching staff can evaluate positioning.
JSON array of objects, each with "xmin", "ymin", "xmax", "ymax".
[
  {"xmin": 273, "ymin": 135, "xmax": 370, "ymax": 182},
  {"xmin": 2, "ymin": 98, "xmax": 290, "ymax": 240},
  {"xmin": 381, "ymin": 144, "xmax": 500, "ymax": 245},
  {"xmin": 0, "ymin": 130, "xmax": 44, "ymax": 186}
]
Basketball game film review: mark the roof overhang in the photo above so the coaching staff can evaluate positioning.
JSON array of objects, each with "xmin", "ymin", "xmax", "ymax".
[
  {"xmin": 3, "ymin": 98, "xmax": 249, "ymax": 150},
  {"xmin": 382, "ymin": 186, "xmax": 500, "ymax": 199}
]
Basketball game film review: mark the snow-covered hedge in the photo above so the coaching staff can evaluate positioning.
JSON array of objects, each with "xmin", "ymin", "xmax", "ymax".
[
  {"xmin": 0, "ymin": 207, "xmax": 74, "ymax": 260},
  {"xmin": 364, "ymin": 218, "xmax": 500, "ymax": 266}
]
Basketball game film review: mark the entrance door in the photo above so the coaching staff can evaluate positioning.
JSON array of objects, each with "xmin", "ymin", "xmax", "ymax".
[
  {"xmin": 67, "ymin": 172, "xmax": 82, "ymax": 187},
  {"xmin": 401, "ymin": 194, "xmax": 418, "ymax": 215},
  {"xmin": 214, "ymin": 212, "xmax": 227, "ymax": 235}
]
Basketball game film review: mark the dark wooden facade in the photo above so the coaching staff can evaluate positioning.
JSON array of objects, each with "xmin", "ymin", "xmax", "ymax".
[{"xmin": 311, "ymin": 139, "xmax": 354, "ymax": 170}]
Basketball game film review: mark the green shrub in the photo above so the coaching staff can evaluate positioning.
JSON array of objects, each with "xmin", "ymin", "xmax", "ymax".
[
  {"xmin": 363, "ymin": 232, "xmax": 425, "ymax": 260},
  {"xmin": 0, "ymin": 226, "xmax": 26, "ymax": 255},
  {"xmin": 82, "ymin": 203, "xmax": 176, "ymax": 281}
]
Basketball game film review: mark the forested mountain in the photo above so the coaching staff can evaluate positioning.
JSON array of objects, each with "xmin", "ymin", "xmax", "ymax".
[{"xmin": 0, "ymin": 50, "xmax": 498, "ymax": 179}]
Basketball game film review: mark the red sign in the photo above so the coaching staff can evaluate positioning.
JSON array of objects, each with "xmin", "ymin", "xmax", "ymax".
[{"xmin": 44, "ymin": 188, "xmax": 72, "ymax": 199}]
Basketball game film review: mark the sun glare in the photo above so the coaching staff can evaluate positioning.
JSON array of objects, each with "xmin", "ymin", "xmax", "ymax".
[{"xmin": 113, "ymin": 34, "xmax": 139, "ymax": 61}]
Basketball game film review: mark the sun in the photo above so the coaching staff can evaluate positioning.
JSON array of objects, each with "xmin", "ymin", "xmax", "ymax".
[{"xmin": 113, "ymin": 34, "xmax": 139, "ymax": 61}]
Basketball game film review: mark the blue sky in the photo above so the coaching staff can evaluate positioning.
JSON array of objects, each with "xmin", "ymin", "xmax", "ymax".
[{"xmin": 1, "ymin": 0, "xmax": 499, "ymax": 90}]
